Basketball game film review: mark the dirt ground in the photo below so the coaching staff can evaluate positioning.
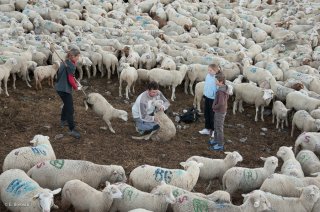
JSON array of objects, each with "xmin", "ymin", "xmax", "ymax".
[{"xmin": 0, "ymin": 75, "xmax": 297, "ymax": 211}]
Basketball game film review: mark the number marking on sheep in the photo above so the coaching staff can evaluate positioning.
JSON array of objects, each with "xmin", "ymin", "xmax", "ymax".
[
  {"xmin": 241, "ymin": 169, "xmax": 258, "ymax": 186},
  {"xmin": 250, "ymin": 67, "xmax": 257, "ymax": 73},
  {"xmin": 49, "ymin": 159, "xmax": 64, "ymax": 169},
  {"xmin": 122, "ymin": 187, "xmax": 138, "ymax": 201},
  {"xmin": 178, "ymin": 195, "xmax": 188, "ymax": 203},
  {"xmin": 36, "ymin": 162, "xmax": 46, "ymax": 169},
  {"xmin": 31, "ymin": 147, "xmax": 47, "ymax": 156},
  {"xmin": 297, "ymin": 153, "xmax": 311, "ymax": 164},
  {"xmin": 276, "ymin": 87, "xmax": 284, "ymax": 97},
  {"xmin": 304, "ymin": 136, "xmax": 310, "ymax": 143},
  {"xmin": 6, "ymin": 179, "xmax": 37, "ymax": 197},
  {"xmin": 172, "ymin": 189, "xmax": 182, "ymax": 197},
  {"xmin": 192, "ymin": 199, "xmax": 209, "ymax": 212},
  {"xmin": 153, "ymin": 168, "xmax": 173, "ymax": 183}
]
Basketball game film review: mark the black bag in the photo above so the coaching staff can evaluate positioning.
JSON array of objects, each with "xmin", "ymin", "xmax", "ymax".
[{"xmin": 178, "ymin": 107, "xmax": 200, "ymax": 123}]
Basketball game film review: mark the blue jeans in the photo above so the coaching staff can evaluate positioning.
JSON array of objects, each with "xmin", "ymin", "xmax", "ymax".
[
  {"xmin": 134, "ymin": 118, "xmax": 158, "ymax": 131},
  {"xmin": 57, "ymin": 91, "xmax": 75, "ymax": 131}
]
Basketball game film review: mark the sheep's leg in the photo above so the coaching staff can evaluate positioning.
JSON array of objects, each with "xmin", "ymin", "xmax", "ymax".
[
  {"xmin": 4, "ymin": 78, "xmax": 9, "ymax": 96},
  {"xmin": 233, "ymin": 100, "xmax": 238, "ymax": 114},
  {"xmin": 239, "ymin": 100, "xmax": 244, "ymax": 113},
  {"xmin": 78, "ymin": 67, "xmax": 83, "ymax": 80},
  {"xmin": 119, "ymin": 79, "xmax": 122, "ymax": 97},
  {"xmin": 285, "ymin": 117, "xmax": 289, "ymax": 127},
  {"xmin": 291, "ymin": 122, "xmax": 295, "ymax": 137},
  {"xmin": 255, "ymin": 106, "xmax": 259, "ymax": 122},
  {"xmin": 107, "ymin": 65, "xmax": 111, "ymax": 80},
  {"xmin": 103, "ymin": 116, "xmax": 115, "ymax": 134},
  {"xmin": 12, "ymin": 73, "xmax": 16, "ymax": 89},
  {"xmin": 101, "ymin": 64, "xmax": 106, "ymax": 78},
  {"xmin": 125, "ymin": 83, "xmax": 130, "ymax": 99},
  {"xmin": 281, "ymin": 120, "xmax": 284, "ymax": 129},
  {"xmin": 132, "ymin": 82, "xmax": 136, "ymax": 94},
  {"xmin": 171, "ymin": 86, "xmax": 176, "ymax": 101},
  {"xmin": 48, "ymin": 78, "xmax": 51, "ymax": 87},
  {"xmin": 205, "ymin": 180, "xmax": 213, "ymax": 193},
  {"xmin": 22, "ymin": 69, "xmax": 32, "ymax": 88},
  {"xmin": 111, "ymin": 63, "xmax": 116, "ymax": 75},
  {"xmin": 184, "ymin": 77, "xmax": 189, "ymax": 94},
  {"xmin": 85, "ymin": 66, "xmax": 91, "ymax": 79},
  {"xmin": 92, "ymin": 65, "xmax": 97, "ymax": 77},
  {"xmin": 51, "ymin": 76, "xmax": 54, "ymax": 88},
  {"xmin": 39, "ymin": 80, "xmax": 42, "ymax": 90},
  {"xmin": 261, "ymin": 106, "xmax": 265, "ymax": 121},
  {"xmin": 0, "ymin": 79, "xmax": 2, "ymax": 94},
  {"xmin": 276, "ymin": 117, "xmax": 279, "ymax": 129}
]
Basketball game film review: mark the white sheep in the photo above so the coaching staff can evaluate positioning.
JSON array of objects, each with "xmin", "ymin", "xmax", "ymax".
[
  {"xmin": 295, "ymin": 132, "xmax": 320, "ymax": 155},
  {"xmin": 132, "ymin": 99, "xmax": 176, "ymax": 142},
  {"xmin": 171, "ymin": 190, "xmax": 271, "ymax": 212},
  {"xmin": 76, "ymin": 56, "xmax": 93, "ymax": 80},
  {"xmin": 277, "ymin": 146, "xmax": 304, "ymax": 178},
  {"xmin": 34, "ymin": 61, "xmax": 60, "ymax": 90},
  {"xmin": 184, "ymin": 64, "xmax": 207, "ymax": 96},
  {"xmin": 0, "ymin": 57, "xmax": 17, "ymax": 96},
  {"xmin": 94, "ymin": 45, "xmax": 118, "ymax": 79},
  {"xmin": 272, "ymin": 100, "xmax": 291, "ymax": 129},
  {"xmin": 311, "ymin": 109, "xmax": 320, "ymax": 119},
  {"xmin": 148, "ymin": 65, "xmax": 188, "ymax": 101},
  {"xmin": 266, "ymin": 76, "xmax": 295, "ymax": 101},
  {"xmin": 83, "ymin": 92, "xmax": 128, "ymax": 134},
  {"xmin": 291, "ymin": 110, "xmax": 320, "ymax": 137},
  {"xmin": 109, "ymin": 181, "xmax": 175, "ymax": 212},
  {"xmin": 286, "ymin": 91, "xmax": 320, "ymax": 113},
  {"xmin": 222, "ymin": 156, "xmax": 278, "ymax": 196},
  {"xmin": 232, "ymin": 83, "xmax": 274, "ymax": 122},
  {"xmin": 296, "ymin": 150, "xmax": 320, "ymax": 176},
  {"xmin": 186, "ymin": 151, "xmax": 243, "ymax": 192},
  {"xmin": 61, "ymin": 179, "xmax": 122, "ymax": 212},
  {"xmin": 119, "ymin": 63, "xmax": 138, "ymax": 99},
  {"xmin": 27, "ymin": 159, "xmax": 126, "ymax": 190},
  {"xmin": 247, "ymin": 186, "xmax": 320, "ymax": 212},
  {"xmin": 2, "ymin": 134, "xmax": 56, "ymax": 172},
  {"xmin": 129, "ymin": 160, "xmax": 203, "ymax": 192},
  {"xmin": 0, "ymin": 169, "xmax": 61, "ymax": 212},
  {"xmin": 156, "ymin": 52, "xmax": 176, "ymax": 70}
]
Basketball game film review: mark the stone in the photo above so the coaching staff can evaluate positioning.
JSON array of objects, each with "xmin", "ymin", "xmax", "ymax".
[
  {"xmin": 260, "ymin": 132, "xmax": 266, "ymax": 136},
  {"xmin": 176, "ymin": 125, "xmax": 182, "ymax": 130},
  {"xmin": 239, "ymin": 137, "xmax": 247, "ymax": 143},
  {"xmin": 106, "ymin": 91, "xmax": 111, "ymax": 95},
  {"xmin": 123, "ymin": 100, "xmax": 129, "ymax": 104},
  {"xmin": 226, "ymin": 139, "xmax": 233, "ymax": 143},
  {"xmin": 54, "ymin": 134, "xmax": 64, "ymax": 140},
  {"xmin": 236, "ymin": 124, "xmax": 245, "ymax": 128},
  {"xmin": 43, "ymin": 125, "xmax": 51, "ymax": 129},
  {"xmin": 261, "ymin": 128, "xmax": 268, "ymax": 132},
  {"xmin": 100, "ymin": 126, "xmax": 107, "ymax": 130}
]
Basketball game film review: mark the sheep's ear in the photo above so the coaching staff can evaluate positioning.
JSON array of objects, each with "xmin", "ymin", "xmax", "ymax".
[
  {"xmin": 33, "ymin": 193, "xmax": 40, "ymax": 200},
  {"xmin": 296, "ymin": 187, "xmax": 303, "ymax": 192},
  {"xmin": 180, "ymin": 162, "xmax": 187, "ymax": 168},
  {"xmin": 260, "ymin": 157, "xmax": 267, "ymax": 161},
  {"xmin": 45, "ymin": 136, "xmax": 49, "ymax": 140},
  {"xmin": 311, "ymin": 172, "xmax": 320, "ymax": 177},
  {"xmin": 105, "ymin": 181, "xmax": 110, "ymax": 187},
  {"xmin": 242, "ymin": 194, "xmax": 248, "ymax": 198},
  {"xmin": 289, "ymin": 146, "xmax": 293, "ymax": 150},
  {"xmin": 51, "ymin": 188, "xmax": 61, "ymax": 195},
  {"xmin": 224, "ymin": 152, "xmax": 232, "ymax": 155}
]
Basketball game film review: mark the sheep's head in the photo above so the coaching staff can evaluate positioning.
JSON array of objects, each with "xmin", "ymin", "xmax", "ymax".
[
  {"xmin": 262, "ymin": 89, "xmax": 274, "ymax": 104},
  {"xmin": 261, "ymin": 156, "xmax": 278, "ymax": 171},
  {"xmin": 276, "ymin": 146, "xmax": 294, "ymax": 160},
  {"xmin": 291, "ymin": 83, "xmax": 304, "ymax": 91},
  {"xmin": 30, "ymin": 134, "xmax": 50, "ymax": 146},
  {"xmin": 33, "ymin": 188, "xmax": 61, "ymax": 212},
  {"xmin": 180, "ymin": 160, "xmax": 203, "ymax": 170},
  {"xmin": 152, "ymin": 181, "xmax": 176, "ymax": 204},
  {"xmin": 118, "ymin": 110, "xmax": 128, "ymax": 122},
  {"xmin": 156, "ymin": 53, "xmax": 164, "ymax": 63},
  {"xmin": 242, "ymin": 191, "xmax": 271, "ymax": 211},
  {"xmin": 298, "ymin": 185, "xmax": 320, "ymax": 203},
  {"xmin": 225, "ymin": 151, "xmax": 243, "ymax": 164},
  {"xmin": 103, "ymin": 182, "xmax": 123, "ymax": 199}
]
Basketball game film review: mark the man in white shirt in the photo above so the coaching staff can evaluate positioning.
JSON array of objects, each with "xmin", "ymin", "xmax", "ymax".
[{"xmin": 132, "ymin": 81, "xmax": 170, "ymax": 135}]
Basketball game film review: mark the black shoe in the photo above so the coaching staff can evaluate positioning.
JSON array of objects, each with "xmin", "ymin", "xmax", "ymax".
[
  {"xmin": 60, "ymin": 120, "xmax": 68, "ymax": 128},
  {"xmin": 68, "ymin": 129, "xmax": 81, "ymax": 139}
]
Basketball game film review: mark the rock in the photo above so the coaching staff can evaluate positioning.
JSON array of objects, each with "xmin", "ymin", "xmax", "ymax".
[
  {"xmin": 43, "ymin": 125, "xmax": 51, "ymax": 129},
  {"xmin": 224, "ymin": 124, "xmax": 234, "ymax": 128},
  {"xmin": 175, "ymin": 116, "xmax": 180, "ymax": 123},
  {"xmin": 261, "ymin": 128, "xmax": 268, "ymax": 132},
  {"xmin": 172, "ymin": 112, "xmax": 180, "ymax": 116},
  {"xmin": 161, "ymin": 154, "xmax": 166, "ymax": 158},
  {"xmin": 185, "ymin": 140, "xmax": 191, "ymax": 144},
  {"xmin": 182, "ymin": 125, "xmax": 189, "ymax": 129},
  {"xmin": 123, "ymin": 100, "xmax": 129, "ymax": 104},
  {"xmin": 176, "ymin": 125, "xmax": 182, "ymax": 130},
  {"xmin": 100, "ymin": 126, "xmax": 107, "ymax": 130},
  {"xmin": 106, "ymin": 91, "xmax": 111, "ymax": 95},
  {"xmin": 236, "ymin": 124, "xmax": 245, "ymax": 128},
  {"xmin": 239, "ymin": 137, "xmax": 247, "ymax": 143},
  {"xmin": 4, "ymin": 105, "xmax": 7, "ymax": 109},
  {"xmin": 226, "ymin": 139, "xmax": 233, "ymax": 143},
  {"xmin": 54, "ymin": 134, "xmax": 64, "ymax": 140},
  {"xmin": 260, "ymin": 132, "xmax": 266, "ymax": 136},
  {"xmin": 183, "ymin": 109, "xmax": 188, "ymax": 113}
]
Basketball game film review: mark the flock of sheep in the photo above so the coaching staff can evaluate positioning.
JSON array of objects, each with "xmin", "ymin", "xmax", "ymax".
[{"xmin": 1, "ymin": 0, "xmax": 320, "ymax": 211}]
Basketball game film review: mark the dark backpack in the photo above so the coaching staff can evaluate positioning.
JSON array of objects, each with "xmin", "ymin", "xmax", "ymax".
[{"xmin": 178, "ymin": 107, "xmax": 200, "ymax": 123}]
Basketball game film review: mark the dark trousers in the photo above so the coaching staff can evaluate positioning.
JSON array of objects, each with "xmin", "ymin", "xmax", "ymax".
[
  {"xmin": 214, "ymin": 112, "xmax": 226, "ymax": 145},
  {"xmin": 204, "ymin": 96, "xmax": 215, "ymax": 131},
  {"xmin": 57, "ymin": 91, "xmax": 75, "ymax": 131}
]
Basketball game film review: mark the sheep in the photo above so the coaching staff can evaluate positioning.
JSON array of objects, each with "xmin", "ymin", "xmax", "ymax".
[
  {"xmin": 266, "ymin": 76, "xmax": 295, "ymax": 101},
  {"xmin": 148, "ymin": 65, "xmax": 188, "ymax": 101},
  {"xmin": 291, "ymin": 110, "xmax": 320, "ymax": 137},
  {"xmin": 277, "ymin": 146, "xmax": 304, "ymax": 178},
  {"xmin": 261, "ymin": 172, "xmax": 320, "ymax": 197},
  {"xmin": 83, "ymin": 93, "xmax": 128, "ymax": 134},
  {"xmin": 166, "ymin": 7, "xmax": 192, "ymax": 30},
  {"xmin": 272, "ymin": 100, "xmax": 291, "ymax": 129},
  {"xmin": 2, "ymin": 134, "xmax": 56, "ymax": 172},
  {"xmin": 296, "ymin": 150, "xmax": 320, "ymax": 176},
  {"xmin": 122, "ymin": 46, "xmax": 140, "ymax": 69},
  {"xmin": 61, "ymin": 179, "xmax": 123, "ymax": 212},
  {"xmin": 132, "ymin": 99, "xmax": 176, "ymax": 142},
  {"xmin": 34, "ymin": 61, "xmax": 60, "ymax": 90},
  {"xmin": 109, "ymin": 181, "xmax": 175, "ymax": 212},
  {"xmin": 0, "ymin": 57, "xmax": 17, "ymax": 96},
  {"xmin": 156, "ymin": 52, "xmax": 176, "ymax": 70},
  {"xmin": 76, "ymin": 56, "xmax": 93, "ymax": 80},
  {"xmin": 286, "ymin": 91, "xmax": 320, "ymax": 113},
  {"xmin": 311, "ymin": 109, "xmax": 320, "ymax": 119},
  {"xmin": 0, "ymin": 169, "xmax": 61, "ymax": 212},
  {"xmin": 128, "ymin": 160, "xmax": 203, "ymax": 192},
  {"xmin": 171, "ymin": 190, "xmax": 271, "ymax": 212},
  {"xmin": 232, "ymin": 83, "xmax": 274, "ymax": 122},
  {"xmin": 222, "ymin": 156, "xmax": 278, "ymax": 196},
  {"xmin": 184, "ymin": 64, "xmax": 207, "ymax": 96},
  {"xmin": 247, "ymin": 186, "xmax": 320, "ymax": 212},
  {"xmin": 119, "ymin": 63, "xmax": 138, "ymax": 99},
  {"xmin": 94, "ymin": 45, "xmax": 118, "ymax": 79},
  {"xmin": 188, "ymin": 152, "xmax": 242, "ymax": 189},
  {"xmin": 27, "ymin": 159, "xmax": 126, "ymax": 190},
  {"xmin": 295, "ymin": 132, "xmax": 320, "ymax": 155},
  {"xmin": 193, "ymin": 81, "xmax": 205, "ymax": 112}
]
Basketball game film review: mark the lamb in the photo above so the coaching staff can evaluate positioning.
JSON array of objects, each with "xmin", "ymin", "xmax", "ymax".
[
  {"xmin": 0, "ymin": 169, "xmax": 61, "ymax": 212},
  {"xmin": 222, "ymin": 156, "xmax": 278, "ymax": 196},
  {"xmin": 61, "ymin": 179, "xmax": 123, "ymax": 212},
  {"xmin": 156, "ymin": 52, "xmax": 176, "ymax": 70},
  {"xmin": 186, "ymin": 151, "xmax": 243, "ymax": 192},
  {"xmin": 247, "ymin": 186, "xmax": 320, "ymax": 212},
  {"xmin": 76, "ymin": 56, "xmax": 93, "ymax": 80},
  {"xmin": 27, "ymin": 159, "xmax": 126, "ymax": 190},
  {"xmin": 291, "ymin": 110, "xmax": 320, "ymax": 137},
  {"xmin": 266, "ymin": 76, "xmax": 295, "ymax": 101},
  {"xmin": 260, "ymin": 172, "xmax": 320, "ymax": 197},
  {"xmin": 184, "ymin": 64, "xmax": 207, "ymax": 96},
  {"xmin": 93, "ymin": 45, "xmax": 118, "ymax": 79},
  {"xmin": 34, "ymin": 61, "xmax": 60, "ymax": 90},
  {"xmin": 171, "ymin": 190, "xmax": 271, "ymax": 212},
  {"xmin": 272, "ymin": 100, "xmax": 291, "ymax": 129},
  {"xmin": 232, "ymin": 83, "xmax": 274, "ymax": 122},
  {"xmin": 0, "ymin": 57, "xmax": 17, "ymax": 96},
  {"xmin": 286, "ymin": 91, "xmax": 320, "ymax": 113},
  {"xmin": 132, "ymin": 99, "xmax": 176, "ymax": 142},
  {"xmin": 296, "ymin": 150, "xmax": 320, "ymax": 176},
  {"xmin": 128, "ymin": 160, "xmax": 203, "ymax": 192},
  {"xmin": 83, "ymin": 92, "xmax": 128, "ymax": 134},
  {"xmin": 148, "ymin": 65, "xmax": 188, "ymax": 101},
  {"xmin": 2, "ymin": 134, "xmax": 56, "ymax": 172},
  {"xmin": 119, "ymin": 63, "xmax": 138, "ymax": 99},
  {"xmin": 109, "ymin": 181, "xmax": 176, "ymax": 212},
  {"xmin": 295, "ymin": 132, "xmax": 320, "ymax": 155},
  {"xmin": 277, "ymin": 146, "xmax": 304, "ymax": 178}
]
